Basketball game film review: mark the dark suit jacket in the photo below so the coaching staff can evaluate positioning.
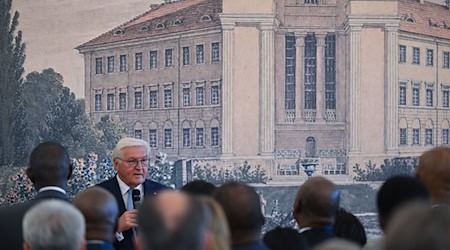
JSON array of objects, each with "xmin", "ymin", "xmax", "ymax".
[
  {"xmin": 86, "ymin": 241, "xmax": 116, "ymax": 250},
  {"xmin": 232, "ymin": 241, "xmax": 270, "ymax": 250},
  {"xmin": 97, "ymin": 176, "xmax": 169, "ymax": 250},
  {"xmin": 300, "ymin": 227, "xmax": 335, "ymax": 249},
  {"xmin": 0, "ymin": 190, "xmax": 69, "ymax": 250}
]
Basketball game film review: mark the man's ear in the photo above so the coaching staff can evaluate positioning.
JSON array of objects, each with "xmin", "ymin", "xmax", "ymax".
[
  {"xmin": 67, "ymin": 163, "xmax": 74, "ymax": 180},
  {"xmin": 113, "ymin": 158, "xmax": 120, "ymax": 171},
  {"xmin": 26, "ymin": 167, "xmax": 35, "ymax": 184}
]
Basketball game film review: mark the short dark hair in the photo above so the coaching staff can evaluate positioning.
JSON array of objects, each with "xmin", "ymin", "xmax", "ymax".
[
  {"xmin": 213, "ymin": 181, "xmax": 264, "ymax": 235},
  {"xmin": 333, "ymin": 208, "xmax": 366, "ymax": 246},
  {"xmin": 377, "ymin": 175, "xmax": 429, "ymax": 224},
  {"xmin": 180, "ymin": 180, "xmax": 217, "ymax": 196},
  {"xmin": 29, "ymin": 142, "xmax": 71, "ymax": 185}
]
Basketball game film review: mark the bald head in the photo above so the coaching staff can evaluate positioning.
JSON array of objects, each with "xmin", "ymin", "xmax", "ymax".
[
  {"xmin": 27, "ymin": 142, "xmax": 72, "ymax": 189},
  {"xmin": 294, "ymin": 177, "xmax": 340, "ymax": 227},
  {"xmin": 416, "ymin": 147, "xmax": 450, "ymax": 204},
  {"xmin": 73, "ymin": 187, "xmax": 118, "ymax": 242}
]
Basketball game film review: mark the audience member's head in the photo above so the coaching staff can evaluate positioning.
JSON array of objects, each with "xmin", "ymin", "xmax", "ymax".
[
  {"xmin": 26, "ymin": 142, "xmax": 72, "ymax": 190},
  {"xmin": 377, "ymin": 175, "xmax": 429, "ymax": 231},
  {"xmin": 314, "ymin": 238, "xmax": 361, "ymax": 250},
  {"xmin": 213, "ymin": 181, "xmax": 265, "ymax": 246},
  {"xmin": 137, "ymin": 190, "xmax": 211, "ymax": 250},
  {"xmin": 73, "ymin": 187, "xmax": 119, "ymax": 243},
  {"xmin": 181, "ymin": 180, "xmax": 217, "ymax": 196},
  {"xmin": 332, "ymin": 208, "xmax": 366, "ymax": 247},
  {"xmin": 416, "ymin": 147, "xmax": 450, "ymax": 204},
  {"xmin": 199, "ymin": 197, "xmax": 231, "ymax": 250},
  {"xmin": 293, "ymin": 177, "xmax": 340, "ymax": 228},
  {"xmin": 263, "ymin": 227, "xmax": 309, "ymax": 250},
  {"xmin": 22, "ymin": 200, "xmax": 85, "ymax": 250},
  {"xmin": 385, "ymin": 203, "xmax": 450, "ymax": 250}
]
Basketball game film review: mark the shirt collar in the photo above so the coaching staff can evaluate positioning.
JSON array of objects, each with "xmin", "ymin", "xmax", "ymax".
[
  {"xmin": 38, "ymin": 186, "xmax": 67, "ymax": 194},
  {"xmin": 116, "ymin": 175, "xmax": 143, "ymax": 195}
]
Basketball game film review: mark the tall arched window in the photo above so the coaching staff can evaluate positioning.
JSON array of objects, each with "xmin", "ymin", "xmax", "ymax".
[
  {"xmin": 399, "ymin": 118, "xmax": 408, "ymax": 146},
  {"xmin": 305, "ymin": 137, "xmax": 316, "ymax": 157},
  {"xmin": 149, "ymin": 122, "xmax": 158, "ymax": 148},
  {"xmin": 182, "ymin": 120, "xmax": 192, "ymax": 148},
  {"xmin": 163, "ymin": 120, "xmax": 173, "ymax": 148},
  {"xmin": 195, "ymin": 120, "xmax": 205, "ymax": 147},
  {"xmin": 134, "ymin": 121, "xmax": 143, "ymax": 139}
]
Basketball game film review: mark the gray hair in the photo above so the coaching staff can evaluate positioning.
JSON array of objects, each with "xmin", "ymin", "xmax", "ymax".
[
  {"xmin": 112, "ymin": 137, "xmax": 151, "ymax": 159},
  {"xmin": 23, "ymin": 200, "xmax": 85, "ymax": 250}
]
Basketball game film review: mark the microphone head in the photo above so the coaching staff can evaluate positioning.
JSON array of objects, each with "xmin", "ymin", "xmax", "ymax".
[{"xmin": 132, "ymin": 189, "xmax": 141, "ymax": 209}]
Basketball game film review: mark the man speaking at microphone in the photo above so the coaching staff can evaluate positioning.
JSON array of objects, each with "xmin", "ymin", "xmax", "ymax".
[{"xmin": 97, "ymin": 137, "xmax": 169, "ymax": 250}]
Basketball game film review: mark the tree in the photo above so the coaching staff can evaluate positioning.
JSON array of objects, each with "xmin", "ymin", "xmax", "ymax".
[{"xmin": 0, "ymin": 0, "xmax": 26, "ymax": 165}]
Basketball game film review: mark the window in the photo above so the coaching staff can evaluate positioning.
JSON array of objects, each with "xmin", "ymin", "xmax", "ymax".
[
  {"xmin": 135, "ymin": 52, "xmax": 143, "ymax": 70},
  {"xmin": 196, "ymin": 44, "xmax": 204, "ymax": 64},
  {"xmin": 443, "ymin": 89, "xmax": 449, "ymax": 108},
  {"xmin": 399, "ymin": 45, "xmax": 406, "ymax": 63},
  {"xmin": 304, "ymin": 0, "xmax": 318, "ymax": 4},
  {"xmin": 95, "ymin": 58, "xmax": 103, "ymax": 74},
  {"xmin": 444, "ymin": 52, "xmax": 450, "ymax": 69},
  {"xmin": 149, "ymin": 129, "xmax": 157, "ymax": 148},
  {"xmin": 285, "ymin": 35, "xmax": 296, "ymax": 110},
  {"xmin": 164, "ymin": 129, "xmax": 172, "ymax": 148},
  {"xmin": 107, "ymin": 56, "xmax": 114, "ymax": 73},
  {"xmin": 426, "ymin": 128, "xmax": 433, "ymax": 145},
  {"xmin": 150, "ymin": 51, "xmax": 158, "ymax": 69},
  {"xmin": 196, "ymin": 128, "xmax": 204, "ymax": 146},
  {"xmin": 325, "ymin": 34, "xmax": 336, "ymax": 110},
  {"xmin": 196, "ymin": 87, "xmax": 204, "ymax": 106},
  {"xmin": 399, "ymin": 86, "xmax": 406, "ymax": 105},
  {"xmin": 443, "ymin": 129, "xmax": 449, "ymax": 145},
  {"xmin": 304, "ymin": 34, "xmax": 317, "ymax": 109},
  {"xmin": 183, "ymin": 88, "xmax": 190, "ymax": 107},
  {"xmin": 400, "ymin": 128, "xmax": 407, "ymax": 145},
  {"xmin": 183, "ymin": 47, "xmax": 190, "ymax": 65},
  {"xmin": 164, "ymin": 89, "xmax": 172, "ymax": 108},
  {"xmin": 107, "ymin": 94, "xmax": 114, "ymax": 110},
  {"xmin": 120, "ymin": 55, "xmax": 127, "ymax": 72},
  {"xmin": 412, "ymin": 87, "xmax": 420, "ymax": 106},
  {"xmin": 412, "ymin": 47, "xmax": 420, "ymax": 65},
  {"xmin": 95, "ymin": 94, "xmax": 102, "ymax": 111},
  {"xmin": 211, "ymin": 86, "xmax": 220, "ymax": 105},
  {"xmin": 150, "ymin": 90, "xmax": 158, "ymax": 108},
  {"xmin": 134, "ymin": 130, "xmax": 142, "ymax": 139},
  {"xmin": 183, "ymin": 128, "xmax": 191, "ymax": 148},
  {"xmin": 211, "ymin": 127, "xmax": 219, "ymax": 146},
  {"xmin": 135, "ymin": 91, "xmax": 142, "ymax": 109},
  {"xmin": 165, "ymin": 49, "xmax": 173, "ymax": 67},
  {"xmin": 412, "ymin": 128, "xmax": 420, "ymax": 145},
  {"xmin": 119, "ymin": 93, "xmax": 126, "ymax": 110},
  {"xmin": 211, "ymin": 42, "xmax": 220, "ymax": 63},
  {"xmin": 426, "ymin": 88, "xmax": 433, "ymax": 107},
  {"xmin": 426, "ymin": 49, "xmax": 434, "ymax": 66}
]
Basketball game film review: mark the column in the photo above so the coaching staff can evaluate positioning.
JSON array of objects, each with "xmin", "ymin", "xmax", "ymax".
[
  {"xmin": 221, "ymin": 23, "xmax": 235, "ymax": 157},
  {"xmin": 385, "ymin": 24, "xmax": 399, "ymax": 153},
  {"xmin": 348, "ymin": 25, "xmax": 362, "ymax": 154},
  {"xmin": 295, "ymin": 33, "xmax": 305, "ymax": 121},
  {"xmin": 316, "ymin": 33, "xmax": 326, "ymax": 121},
  {"xmin": 260, "ymin": 24, "xmax": 276, "ymax": 156}
]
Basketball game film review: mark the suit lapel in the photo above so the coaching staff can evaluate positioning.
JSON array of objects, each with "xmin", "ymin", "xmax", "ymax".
[{"xmin": 110, "ymin": 177, "xmax": 127, "ymax": 214}]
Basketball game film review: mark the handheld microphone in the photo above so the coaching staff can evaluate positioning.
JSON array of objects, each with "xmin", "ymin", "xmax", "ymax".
[{"xmin": 132, "ymin": 189, "xmax": 141, "ymax": 209}]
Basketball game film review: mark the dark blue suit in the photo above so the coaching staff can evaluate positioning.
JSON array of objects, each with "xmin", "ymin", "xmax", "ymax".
[
  {"xmin": 233, "ymin": 241, "xmax": 270, "ymax": 250},
  {"xmin": 97, "ymin": 176, "xmax": 168, "ymax": 250},
  {"xmin": 0, "ymin": 190, "xmax": 70, "ymax": 250},
  {"xmin": 300, "ymin": 227, "xmax": 334, "ymax": 249}
]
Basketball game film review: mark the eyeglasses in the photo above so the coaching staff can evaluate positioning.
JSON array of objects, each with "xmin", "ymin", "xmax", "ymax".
[{"xmin": 116, "ymin": 158, "xmax": 149, "ymax": 167}]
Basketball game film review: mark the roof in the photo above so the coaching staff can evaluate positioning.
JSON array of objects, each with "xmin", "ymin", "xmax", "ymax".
[
  {"xmin": 77, "ymin": 0, "xmax": 222, "ymax": 50},
  {"xmin": 399, "ymin": 0, "xmax": 450, "ymax": 40}
]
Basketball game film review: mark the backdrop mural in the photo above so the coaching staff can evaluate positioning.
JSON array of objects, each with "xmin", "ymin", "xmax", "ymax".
[{"xmin": 2, "ymin": 0, "xmax": 450, "ymax": 240}]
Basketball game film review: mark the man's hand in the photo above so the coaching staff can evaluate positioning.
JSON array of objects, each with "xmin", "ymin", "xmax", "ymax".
[{"xmin": 117, "ymin": 210, "xmax": 138, "ymax": 232}]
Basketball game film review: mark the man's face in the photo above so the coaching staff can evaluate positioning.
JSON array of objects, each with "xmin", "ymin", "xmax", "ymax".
[{"xmin": 114, "ymin": 146, "xmax": 149, "ymax": 188}]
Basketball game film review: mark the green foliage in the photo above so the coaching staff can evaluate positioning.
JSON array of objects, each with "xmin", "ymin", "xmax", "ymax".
[
  {"xmin": 353, "ymin": 157, "xmax": 418, "ymax": 181},
  {"xmin": 193, "ymin": 161, "xmax": 268, "ymax": 185}
]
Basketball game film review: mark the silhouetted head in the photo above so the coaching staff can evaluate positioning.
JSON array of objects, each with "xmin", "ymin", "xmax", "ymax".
[
  {"xmin": 213, "ymin": 181, "xmax": 265, "ymax": 245},
  {"xmin": 416, "ymin": 147, "xmax": 450, "ymax": 204},
  {"xmin": 181, "ymin": 180, "xmax": 217, "ymax": 197},
  {"xmin": 377, "ymin": 175, "xmax": 429, "ymax": 231},
  {"xmin": 263, "ymin": 227, "xmax": 308, "ymax": 250},
  {"xmin": 294, "ymin": 177, "xmax": 340, "ymax": 228},
  {"xmin": 26, "ymin": 142, "xmax": 72, "ymax": 190},
  {"xmin": 333, "ymin": 208, "xmax": 366, "ymax": 246},
  {"xmin": 73, "ymin": 187, "xmax": 119, "ymax": 242}
]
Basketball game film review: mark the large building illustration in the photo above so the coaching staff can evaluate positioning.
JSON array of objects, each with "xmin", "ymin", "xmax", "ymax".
[{"xmin": 77, "ymin": 0, "xmax": 450, "ymax": 182}]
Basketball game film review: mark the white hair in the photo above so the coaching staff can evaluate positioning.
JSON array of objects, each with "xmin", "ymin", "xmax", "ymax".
[
  {"xmin": 112, "ymin": 137, "xmax": 151, "ymax": 159},
  {"xmin": 23, "ymin": 199, "xmax": 85, "ymax": 250}
]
